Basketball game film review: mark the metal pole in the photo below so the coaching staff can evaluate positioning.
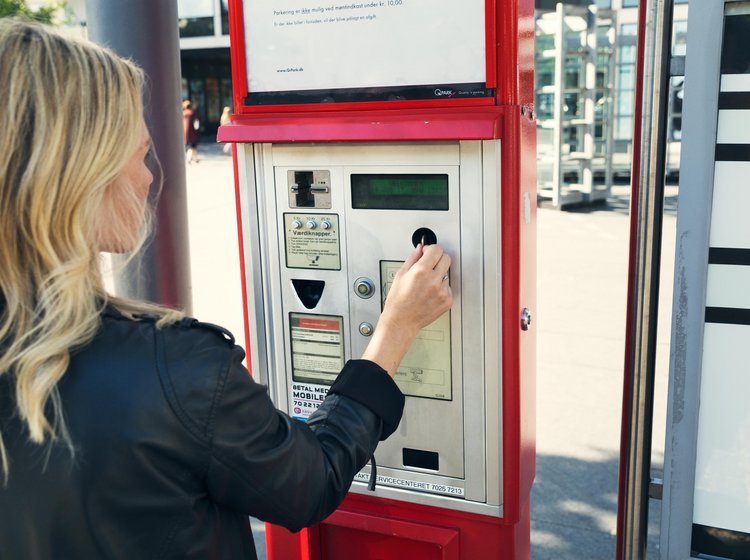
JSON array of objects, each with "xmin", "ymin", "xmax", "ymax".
[
  {"xmin": 86, "ymin": 0, "xmax": 193, "ymax": 313},
  {"xmin": 616, "ymin": 0, "xmax": 673, "ymax": 558}
]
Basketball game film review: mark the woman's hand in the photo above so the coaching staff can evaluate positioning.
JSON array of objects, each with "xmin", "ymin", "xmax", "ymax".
[
  {"xmin": 361, "ymin": 244, "xmax": 453, "ymax": 377},
  {"xmin": 381, "ymin": 243, "xmax": 452, "ymax": 336}
]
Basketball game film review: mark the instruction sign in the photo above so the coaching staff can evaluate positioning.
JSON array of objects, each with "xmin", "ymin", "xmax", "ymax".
[
  {"xmin": 290, "ymin": 313, "xmax": 345, "ymax": 386},
  {"xmin": 243, "ymin": 0, "xmax": 487, "ymax": 101},
  {"xmin": 284, "ymin": 214, "xmax": 341, "ymax": 270}
]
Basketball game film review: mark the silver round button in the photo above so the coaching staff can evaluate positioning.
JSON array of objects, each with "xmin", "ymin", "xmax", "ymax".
[
  {"xmin": 306, "ymin": 220, "xmax": 317, "ymax": 229},
  {"xmin": 358, "ymin": 322, "xmax": 374, "ymax": 337},
  {"xmin": 291, "ymin": 219, "xmax": 303, "ymax": 229},
  {"xmin": 321, "ymin": 220, "xmax": 332, "ymax": 230},
  {"xmin": 353, "ymin": 278, "xmax": 375, "ymax": 299}
]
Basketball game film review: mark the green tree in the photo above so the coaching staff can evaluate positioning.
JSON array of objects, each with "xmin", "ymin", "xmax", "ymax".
[{"xmin": 0, "ymin": 0, "xmax": 69, "ymax": 24}]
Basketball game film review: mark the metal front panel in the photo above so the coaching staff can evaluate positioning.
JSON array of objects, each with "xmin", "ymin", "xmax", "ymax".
[
  {"xmin": 341, "ymin": 162, "xmax": 464, "ymax": 479},
  {"xmin": 237, "ymin": 141, "xmax": 504, "ymax": 515}
]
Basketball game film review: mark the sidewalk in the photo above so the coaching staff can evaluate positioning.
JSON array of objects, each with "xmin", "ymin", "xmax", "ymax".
[
  {"xmin": 184, "ymin": 141, "xmax": 675, "ymax": 558},
  {"xmin": 532, "ymin": 191, "xmax": 675, "ymax": 559}
]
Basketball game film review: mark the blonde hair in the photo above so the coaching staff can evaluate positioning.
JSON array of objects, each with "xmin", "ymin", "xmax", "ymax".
[{"xmin": 0, "ymin": 19, "xmax": 181, "ymax": 480}]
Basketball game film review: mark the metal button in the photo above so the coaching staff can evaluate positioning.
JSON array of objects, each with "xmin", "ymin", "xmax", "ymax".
[
  {"xmin": 353, "ymin": 278, "xmax": 375, "ymax": 299},
  {"xmin": 291, "ymin": 219, "xmax": 303, "ymax": 229},
  {"xmin": 358, "ymin": 322, "xmax": 374, "ymax": 337},
  {"xmin": 321, "ymin": 220, "xmax": 332, "ymax": 230},
  {"xmin": 306, "ymin": 220, "xmax": 317, "ymax": 229}
]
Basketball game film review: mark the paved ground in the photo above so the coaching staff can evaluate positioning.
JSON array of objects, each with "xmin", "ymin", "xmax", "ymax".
[
  {"xmin": 532, "ymin": 188, "xmax": 677, "ymax": 559},
  {"xmin": 183, "ymin": 142, "xmax": 677, "ymax": 558}
]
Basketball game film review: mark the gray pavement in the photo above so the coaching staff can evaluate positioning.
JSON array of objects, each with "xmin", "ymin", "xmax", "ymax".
[{"xmin": 184, "ymin": 141, "xmax": 676, "ymax": 558}]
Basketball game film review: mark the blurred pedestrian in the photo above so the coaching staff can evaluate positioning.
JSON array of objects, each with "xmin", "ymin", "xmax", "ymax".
[
  {"xmin": 220, "ymin": 105, "xmax": 232, "ymax": 154},
  {"xmin": 182, "ymin": 99, "xmax": 200, "ymax": 164}
]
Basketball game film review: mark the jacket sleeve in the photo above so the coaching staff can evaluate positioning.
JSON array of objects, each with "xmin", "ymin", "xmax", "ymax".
[{"xmin": 205, "ymin": 346, "xmax": 404, "ymax": 531}]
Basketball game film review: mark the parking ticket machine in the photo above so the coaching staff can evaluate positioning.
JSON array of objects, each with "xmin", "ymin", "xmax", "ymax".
[{"xmin": 220, "ymin": 0, "xmax": 535, "ymax": 557}]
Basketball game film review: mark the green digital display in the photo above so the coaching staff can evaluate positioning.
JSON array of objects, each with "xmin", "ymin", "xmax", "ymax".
[{"xmin": 351, "ymin": 174, "xmax": 449, "ymax": 210}]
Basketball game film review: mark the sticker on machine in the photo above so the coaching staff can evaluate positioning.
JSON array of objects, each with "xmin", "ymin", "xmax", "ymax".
[
  {"xmin": 289, "ymin": 382, "xmax": 329, "ymax": 421},
  {"xmin": 353, "ymin": 471, "xmax": 465, "ymax": 498}
]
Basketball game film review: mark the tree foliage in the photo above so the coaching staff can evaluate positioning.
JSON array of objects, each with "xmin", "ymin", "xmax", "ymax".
[{"xmin": 0, "ymin": 0, "xmax": 69, "ymax": 24}]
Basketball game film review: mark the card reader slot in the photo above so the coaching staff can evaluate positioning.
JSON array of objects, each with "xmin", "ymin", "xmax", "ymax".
[{"xmin": 402, "ymin": 448, "xmax": 440, "ymax": 471}]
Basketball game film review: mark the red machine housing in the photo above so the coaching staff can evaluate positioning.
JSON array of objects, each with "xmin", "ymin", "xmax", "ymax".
[{"xmin": 219, "ymin": 0, "xmax": 536, "ymax": 557}]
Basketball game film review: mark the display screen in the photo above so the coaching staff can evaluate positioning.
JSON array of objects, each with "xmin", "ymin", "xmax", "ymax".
[
  {"xmin": 351, "ymin": 174, "xmax": 449, "ymax": 211},
  {"xmin": 290, "ymin": 313, "xmax": 345, "ymax": 386}
]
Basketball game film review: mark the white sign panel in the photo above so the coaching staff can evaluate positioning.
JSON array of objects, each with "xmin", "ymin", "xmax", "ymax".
[{"xmin": 243, "ymin": 0, "xmax": 486, "ymax": 95}]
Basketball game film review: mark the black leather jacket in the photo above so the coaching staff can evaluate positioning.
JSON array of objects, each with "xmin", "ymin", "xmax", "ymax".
[{"xmin": 0, "ymin": 309, "xmax": 404, "ymax": 559}]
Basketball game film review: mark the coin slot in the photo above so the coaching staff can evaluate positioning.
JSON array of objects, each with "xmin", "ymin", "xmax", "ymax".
[{"xmin": 411, "ymin": 227, "xmax": 437, "ymax": 247}]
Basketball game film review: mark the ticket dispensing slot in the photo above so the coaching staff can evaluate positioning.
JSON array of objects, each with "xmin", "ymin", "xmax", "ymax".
[{"xmin": 291, "ymin": 280, "xmax": 325, "ymax": 309}]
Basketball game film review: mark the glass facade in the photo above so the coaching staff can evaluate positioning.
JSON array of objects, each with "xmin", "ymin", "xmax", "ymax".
[
  {"xmin": 178, "ymin": 0, "xmax": 215, "ymax": 37},
  {"xmin": 181, "ymin": 55, "xmax": 233, "ymax": 135},
  {"xmin": 623, "ymin": 0, "xmax": 687, "ymax": 5},
  {"xmin": 221, "ymin": 0, "xmax": 229, "ymax": 35},
  {"xmin": 615, "ymin": 23, "xmax": 637, "ymax": 144},
  {"xmin": 177, "ymin": 0, "xmax": 233, "ymax": 133},
  {"xmin": 666, "ymin": 19, "xmax": 688, "ymax": 176},
  {"xmin": 669, "ymin": 20, "xmax": 687, "ymax": 142}
]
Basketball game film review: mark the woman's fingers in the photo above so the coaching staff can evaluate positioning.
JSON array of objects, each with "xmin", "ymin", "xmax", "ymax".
[
  {"xmin": 384, "ymin": 244, "xmax": 453, "ymax": 332},
  {"xmin": 399, "ymin": 243, "xmax": 424, "ymax": 275},
  {"xmin": 433, "ymin": 252, "xmax": 451, "ymax": 279},
  {"xmin": 414, "ymin": 243, "xmax": 445, "ymax": 271},
  {"xmin": 363, "ymin": 244, "xmax": 453, "ymax": 376}
]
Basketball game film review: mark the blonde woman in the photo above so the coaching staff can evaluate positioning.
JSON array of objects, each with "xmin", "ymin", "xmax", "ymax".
[{"xmin": 0, "ymin": 19, "xmax": 452, "ymax": 560}]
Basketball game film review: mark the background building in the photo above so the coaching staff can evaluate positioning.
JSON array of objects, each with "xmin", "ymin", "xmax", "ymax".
[
  {"xmin": 534, "ymin": 0, "xmax": 688, "ymax": 207},
  {"xmin": 65, "ymin": 0, "xmax": 233, "ymax": 135},
  {"xmin": 62, "ymin": 0, "xmax": 687, "ymax": 188},
  {"xmin": 177, "ymin": 0, "xmax": 233, "ymax": 137},
  {"xmin": 600, "ymin": 0, "xmax": 688, "ymax": 182}
]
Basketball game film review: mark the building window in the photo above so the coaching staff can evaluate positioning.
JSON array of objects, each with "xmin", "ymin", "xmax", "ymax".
[
  {"xmin": 666, "ymin": 20, "xmax": 687, "ymax": 175},
  {"xmin": 178, "ymin": 0, "xmax": 215, "ymax": 37},
  {"xmin": 221, "ymin": 0, "xmax": 229, "ymax": 35},
  {"xmin": 615, "ymin": 23, "xmax": 637, "ymax": 141},
  {"xmin": 594, "ymin": 0, "xmax": 612, "ymax": 8},
  {"xmin": 623, "ymin": 0, "xmax": 638, "ymax": 7}
]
